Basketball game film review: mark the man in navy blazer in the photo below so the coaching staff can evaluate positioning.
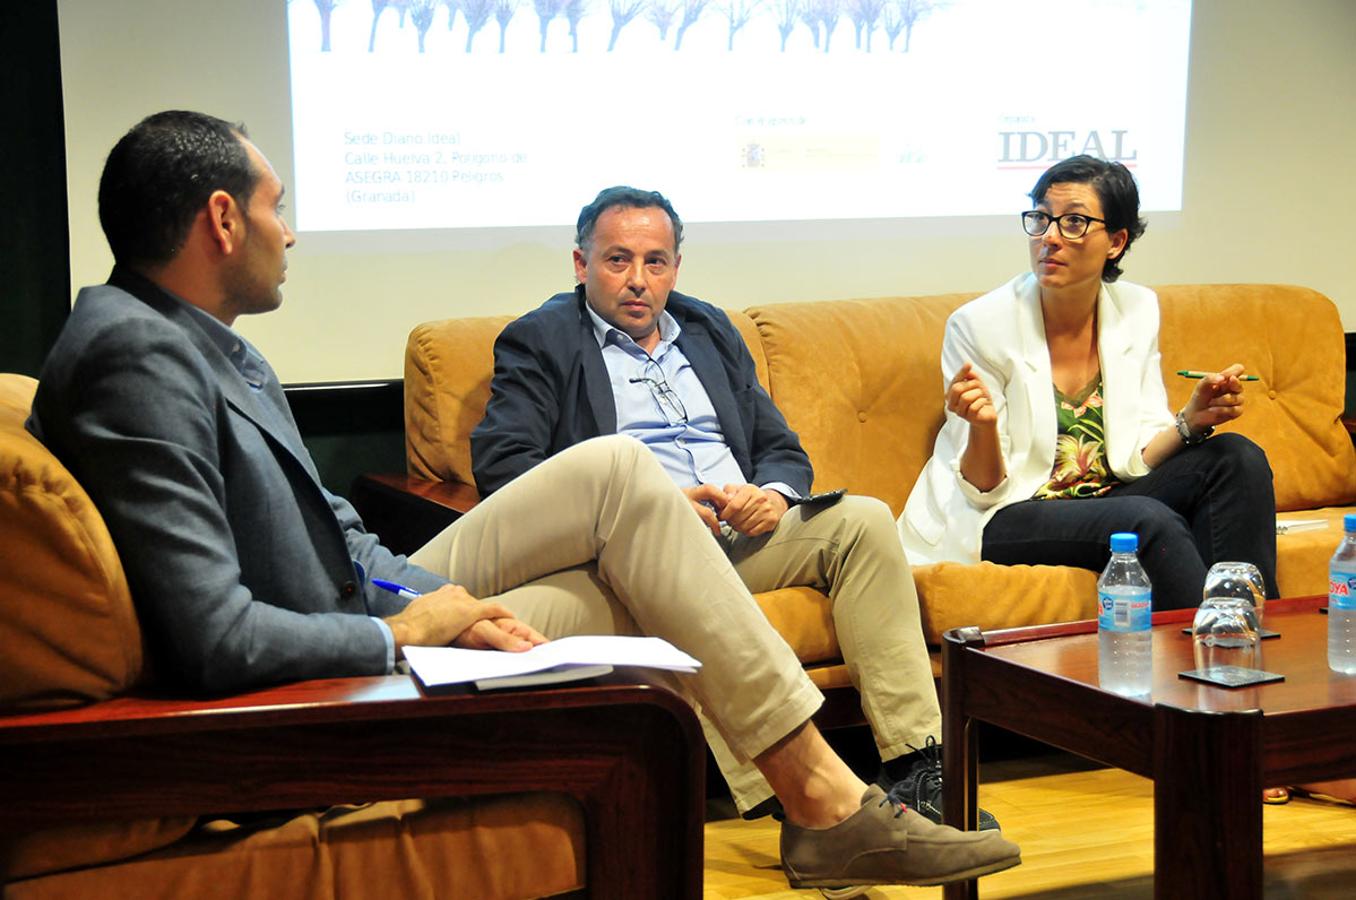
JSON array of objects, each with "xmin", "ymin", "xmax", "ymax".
[
  {"xmin": 27, "ymin": 112, "xmax": 1019, "ymax": 890},
  {"xmin": 471, "ymin": 187, "xmax": 997, "ymax": 831}
]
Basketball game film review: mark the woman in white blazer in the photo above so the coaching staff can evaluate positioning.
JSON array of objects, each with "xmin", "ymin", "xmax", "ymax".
[{"xmin": 898, "ymin": 156, "xmax": 1276, "ymax": 611}]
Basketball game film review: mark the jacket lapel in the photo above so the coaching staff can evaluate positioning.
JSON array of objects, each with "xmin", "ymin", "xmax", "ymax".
[
  {"xmin": 135, "ymin": 283, "xmax": 328, "ymax": 490},
  {"xmin": 1014, "ymin": 276, "xmax": 1057, "ymax": 468},
  {"xmin": 673, "ymin": 310, "xmax": 749, "ymax": 462},
  {"xmin": 575, "ymin": 295, "xmax": 618, "ymax": 435},
  {"xmin": 1096, "ymin": 283, "xmax": 1138, "ymax": 467}
]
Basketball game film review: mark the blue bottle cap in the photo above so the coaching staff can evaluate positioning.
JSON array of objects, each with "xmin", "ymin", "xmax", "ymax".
[
  {"xmin": 1346, "ymin": 513, "xmax": 1356, "ymax": 533},
  {"xmin": 1110, "ymin": 532, "xmax": 1139, "ymax": 553}
]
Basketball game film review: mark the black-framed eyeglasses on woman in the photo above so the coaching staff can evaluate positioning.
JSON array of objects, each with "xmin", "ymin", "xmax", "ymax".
[
  {"xmin": 1021, "ymin": 210, "xmax": 1107, "ymax": 240},
  {"xmin": 629, "ymin": 360, "xmax": 688, "ymax": 426}
]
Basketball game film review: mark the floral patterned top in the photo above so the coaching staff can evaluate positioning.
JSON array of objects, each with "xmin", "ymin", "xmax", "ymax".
[{"xmin": 1033, "ymin": 374, "xmax": 1122, "ymax": 500}]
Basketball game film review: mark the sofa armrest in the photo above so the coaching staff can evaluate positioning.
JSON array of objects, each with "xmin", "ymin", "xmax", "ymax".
[
  {"xmin": 350, "ymin": 473, "xmax": 482, "ymax": 556},
  {"xmin": 0, "ymin": 673, "xmax": 703, "ymax": 900}
]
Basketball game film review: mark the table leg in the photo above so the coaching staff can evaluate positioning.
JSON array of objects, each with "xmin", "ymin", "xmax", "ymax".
[
  {"xmin": 1153, "ymin": 704, "xmax": 1263, "ymax": 900},
  {"xmin": 942, "ymin": 629, "xmax": 984, "ymax": 900}
]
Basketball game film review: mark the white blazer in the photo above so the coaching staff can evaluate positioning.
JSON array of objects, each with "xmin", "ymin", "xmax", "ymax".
[{"xmin": 898, "ymin": 273, "xmax": 1176, "ymax": 566}]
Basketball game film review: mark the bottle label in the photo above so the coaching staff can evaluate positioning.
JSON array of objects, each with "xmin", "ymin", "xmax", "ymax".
[
  {"xmin": 1330, "ymin": 573, "xmax": 1356, "ymax": 611},
  {"xmin": 1098, "ymin": 590, "xmax": 1151, "ymax": 632}
]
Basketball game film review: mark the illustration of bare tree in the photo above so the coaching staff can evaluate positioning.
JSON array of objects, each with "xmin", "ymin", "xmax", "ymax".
[
  {"xmin": 444, "ymin": 0, "xmax": 459, "ymax": 30},
  {"xmin": 814, "ymin": 0, "xmax": 840, "ymax": 52},
  {"xmin": 607, "ymin": 0, "xmax": 646, "ymax": 49},
  {"xmin": 718, "ymin": 0, "xmax": 760, "ymax": 49},
  {"xmin": 313, "ymin": 0, "xmax": 339, "ymax": 51},
  {"xmin": 848, "ymin": 0, "xmax": 882, "ymax": 50},
  {"xmin": 647, "ymin": 0, "xmax": 679, "ymax": 41},
  {"xmin": 534, "ymin": 0, "xmax": 560, "ymax": 50},
  {"xmin": 799, "ymin": 3, "xmax": 819, "ymax": 48},
  {"xmin": 369, "ymin": 0, "xmax": 412, "ymax": 51},
  {"xmin": 462, "ymin": 0, "xmax": 495, "ymax": 49},
  {"xmin": 562, "ymin": 0, "xmax": 587, "ymax": 50},
  {"xmin": 771, "ymin": 0, "xmax": 800, "ymax": 50},
  {"xmin": 410, "ymin": 0, "xmax": 438, "ymax": 50},
  {"xmin": 882, "ymin": 0, "xmax": 903, "ymax": 49},
  {"xmin": 673, "ymin": 0, "xmax": 708, "ymax": 49},
  {"xmin": 493, "ymin": 0, "xmax": 519, "ymax": 50},
  {"xmin": 898, "ymin": 0, "xmax": 937, "ymax": 52}
]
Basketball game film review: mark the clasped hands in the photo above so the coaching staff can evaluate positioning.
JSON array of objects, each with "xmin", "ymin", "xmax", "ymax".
[
  {"xmin": 683, "ymin": 482, "xmax": 789, "ymax": 537},
  {"xmin": 384, "ymin": 584, "xmax": 547, "ymax": 661}
]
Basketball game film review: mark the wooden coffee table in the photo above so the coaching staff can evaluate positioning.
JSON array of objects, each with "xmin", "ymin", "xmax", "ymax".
[{"xmin": 940, "ymin": 595, "xmax": 1356, "ymax": 900}]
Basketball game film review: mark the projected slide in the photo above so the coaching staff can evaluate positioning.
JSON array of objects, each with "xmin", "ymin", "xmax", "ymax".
[{"xmin": 288, "ymin": 0, "xmax": 1191, "ymax": 231}]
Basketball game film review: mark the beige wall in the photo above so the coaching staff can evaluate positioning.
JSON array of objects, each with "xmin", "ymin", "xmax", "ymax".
[{"xmin": 59, "ymin": 0, "xmax": 1356, "ymax": 383}]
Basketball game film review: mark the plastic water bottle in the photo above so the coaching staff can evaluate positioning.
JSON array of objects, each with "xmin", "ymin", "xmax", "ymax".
[
  {"xmin": 1098, "ymin": 532, "xmax": 1153, "ymax": 696},
  {"xmin": 1328, "ymin": 514, "xmax": 1356, "ymax": 674}
]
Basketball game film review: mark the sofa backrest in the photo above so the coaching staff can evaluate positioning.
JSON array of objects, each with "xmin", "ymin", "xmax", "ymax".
[
  {"xmin": 0, "ymin": 374, "xmax": 146, "ymax": 713},
  {"xmin": 405, "ymin": 308, "xmax": 770, "ymax": 486},
  {"xmin": 404, "ymin": 284, "xmax": 1356, "ymax": 517},
  {"xmin": 1155, "ymin": 284, "xmax": 1356, "ymax": 513}
]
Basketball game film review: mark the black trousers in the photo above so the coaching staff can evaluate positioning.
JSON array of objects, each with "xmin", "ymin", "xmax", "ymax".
[{"xmin": 981, "ymin": 433, "xmax": 1277, "ymax": 610}]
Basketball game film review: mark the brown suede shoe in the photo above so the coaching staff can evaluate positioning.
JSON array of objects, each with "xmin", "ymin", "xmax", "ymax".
[{"xmin": 780, "ymin": 785, "xmax": 1021, "ymax": 889}]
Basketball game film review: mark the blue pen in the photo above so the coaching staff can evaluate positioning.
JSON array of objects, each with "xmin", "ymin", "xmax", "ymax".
[{"xmin": 372, "ymin": 578, "xmax": 422, "ymax": 600}]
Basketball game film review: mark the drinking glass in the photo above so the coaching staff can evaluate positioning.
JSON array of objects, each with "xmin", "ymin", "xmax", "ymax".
[
  {"xmin": 1192, "ymin": 598, "xmax": 1262, "ymax": 674},
  {"xmin": 1203, "ymin": 561, "xmax": 1266, "ymax": 628}
]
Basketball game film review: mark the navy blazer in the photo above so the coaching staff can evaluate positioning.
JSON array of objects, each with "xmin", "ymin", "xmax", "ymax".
[
  {"xmin": 28, "ymin": 269, "xmax": 447, "ymax": 694},
  {"xmin": 471, "ymin": 287, "xmax": 813, "ymax": 498}
]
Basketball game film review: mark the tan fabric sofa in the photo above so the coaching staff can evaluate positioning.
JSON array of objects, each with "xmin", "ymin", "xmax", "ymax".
[
  {"xmin": 0, "ymin": 373, "xmax": 703, "ymax": 899},
  {"xmin": 402, "ymin": 284, "xmax": 1356, "ymax": 692}
]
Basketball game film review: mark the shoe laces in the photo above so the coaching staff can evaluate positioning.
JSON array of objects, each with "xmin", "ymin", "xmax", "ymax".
[{"xmin": 904, "ymin": 736, "xmax": 944, "ymax": 797}]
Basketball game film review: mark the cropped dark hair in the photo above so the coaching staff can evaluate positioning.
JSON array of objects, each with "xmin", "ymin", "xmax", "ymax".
[
  {"xmin": 1029, "ymin": 155, "xmax": 1146, "ymax": 282},
  {"xmin": 575, "ymin": 186, "xmax": 683, "ymax": 252},
  {"xmin": 98, "ymin": 110, "xmax": 259, "ymax": 268}
]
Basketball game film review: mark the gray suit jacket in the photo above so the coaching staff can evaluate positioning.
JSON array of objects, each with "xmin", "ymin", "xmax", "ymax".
[{"xmin": 28, "ymin": 269, "xmax": 447, "ymax": 693}]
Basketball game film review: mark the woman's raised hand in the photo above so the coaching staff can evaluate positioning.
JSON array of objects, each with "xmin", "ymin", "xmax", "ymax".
[{"xmin": 948, "ymin": 362, "xmax": 997, "ymax": 426}]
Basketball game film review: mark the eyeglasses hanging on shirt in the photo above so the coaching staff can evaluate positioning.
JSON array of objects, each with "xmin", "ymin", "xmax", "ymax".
[{"xmin": 629, "ymin": 359, "xmax": 688, "ymax": 427}]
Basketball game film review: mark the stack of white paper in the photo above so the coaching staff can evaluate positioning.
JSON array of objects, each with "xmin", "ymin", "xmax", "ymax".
[{"xmin": 403, "ymin": 635, "xmax": 701, "ymax": 689}]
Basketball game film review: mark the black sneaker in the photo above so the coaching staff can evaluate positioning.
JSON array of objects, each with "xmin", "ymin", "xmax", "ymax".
[{"xmin": 876, "ymin": 737, "xmax": 1000, "ymax": 831}]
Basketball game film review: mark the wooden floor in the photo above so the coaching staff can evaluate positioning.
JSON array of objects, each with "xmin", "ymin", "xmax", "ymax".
[{"xmin": 703, "ymin": 753, "xmax": 1356, "ymax": 899}]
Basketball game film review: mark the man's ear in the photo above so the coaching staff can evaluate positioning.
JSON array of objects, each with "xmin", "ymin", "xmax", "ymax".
[
  {"xmin": 205, "ymin": 189, "xmax": 243, "ymax": 256},
  {"xmin": 572, "ymin": 247, "xmax": 587, "ymax": 284}
]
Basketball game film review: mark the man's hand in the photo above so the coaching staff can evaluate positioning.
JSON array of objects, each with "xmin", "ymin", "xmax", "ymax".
[
  {"xmin": 720, "ymin": 483, "xmax": 790, "ymax": 537},
  {"xmin": 453, "ymin": 617, "xmax": 548, "ymax": 652},
  {"xmin": 383, "ymin": 583, "xmax": 545, "ymax": 659},
  {"xmin": 682, "ymin": 483, "xmax": 729, "ymax": 537}
]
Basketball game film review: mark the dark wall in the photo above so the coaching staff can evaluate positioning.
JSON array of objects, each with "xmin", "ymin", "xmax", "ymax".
[
  {"xmin": 2, "ymin": 0, "xmax": 70, "ymax": 376},
  {"xmin": 4, "ymin": 0, "xmax": 405, "ymax": 496}
]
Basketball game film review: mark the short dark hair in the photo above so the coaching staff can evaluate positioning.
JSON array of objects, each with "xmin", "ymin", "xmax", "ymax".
[
  {"xmin": 1029, "ymin": 155, "xmax": 1146, "ymax": 283},
  {"xmin": 98, "ymin": 110, "xmax": 260, "ymax": 268},
  {"xmin": 575, "ymin": 186, "xmax": 683, "ymax": 252}
]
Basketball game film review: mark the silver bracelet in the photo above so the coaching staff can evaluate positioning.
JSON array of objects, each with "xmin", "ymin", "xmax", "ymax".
[{"xmin": 1175, "ymin": 410, "xmax": 1213, "ymax": 446}]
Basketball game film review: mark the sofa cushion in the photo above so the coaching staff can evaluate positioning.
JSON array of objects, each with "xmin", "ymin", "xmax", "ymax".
[
  {"xmin": 4, "ymin": 794, "xmax": 585, "ymax": 900},
  {"xmin": 748, "ymin": 294, "xmax": 978, "ymax": 514},
  {"xmin": 0, "ymin": 375, "xmax": 146, "ymax": 712},
  {"xmin": 1156, "ymin": 284, "xmax": 1356, "ymax": 513},
  {"xmin": 405, "ymin": 315, "xmax": 515, "ymax": 485}
]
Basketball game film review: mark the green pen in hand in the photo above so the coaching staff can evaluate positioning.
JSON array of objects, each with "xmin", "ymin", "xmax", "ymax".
[{"xmin": 1176, "ymin": 370, "xmax": 1261, "ymax": 382}]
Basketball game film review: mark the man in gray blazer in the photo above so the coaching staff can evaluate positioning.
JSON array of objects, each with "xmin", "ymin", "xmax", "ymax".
[{"xmin": 28, "ymin": 111, "xmax": 1018, "ymax": 891}]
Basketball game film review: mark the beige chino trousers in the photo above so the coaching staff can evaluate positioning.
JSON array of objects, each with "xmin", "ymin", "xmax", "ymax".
[
  {"xmin": 409, "ymin": 435, "xmax": 822, "ymax": 763},
  {"xmin": 708, "ymin": 495, "xmax": 941, "ymax": 812}
]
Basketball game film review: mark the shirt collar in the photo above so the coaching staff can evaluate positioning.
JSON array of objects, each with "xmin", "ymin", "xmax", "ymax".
[
  {"xmin": 175, "ymin": 296, "xmax": 270, "ymax": 390},
  {"xmin": 584, "ymin": 302, "xmax": 682, "ymax": 352}
]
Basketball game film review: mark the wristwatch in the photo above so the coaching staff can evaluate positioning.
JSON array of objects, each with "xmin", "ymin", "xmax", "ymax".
[{"xmin": 1175, "ymin": 410, "xmax": 1213, "ymax": 446}]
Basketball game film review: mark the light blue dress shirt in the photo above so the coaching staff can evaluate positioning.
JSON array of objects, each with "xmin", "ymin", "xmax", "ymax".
[{"xmin": 584, "ymin": 305, "xmax": 796, "ymax": 501}]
